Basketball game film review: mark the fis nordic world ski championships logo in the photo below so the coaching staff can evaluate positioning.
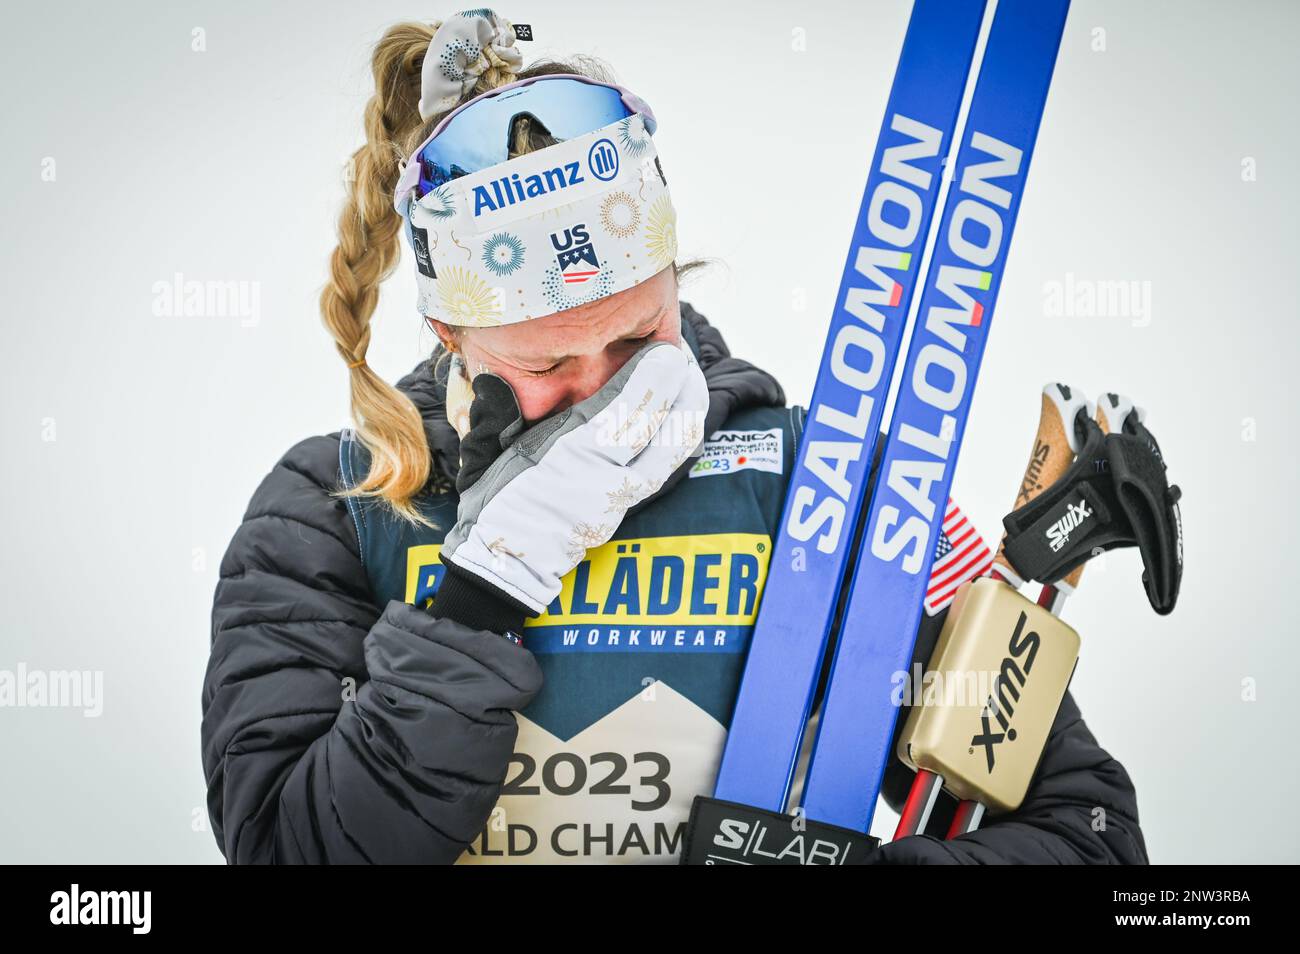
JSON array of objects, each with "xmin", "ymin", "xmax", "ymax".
[
  {"xmin": 472, "ymin": 137, "xmax": 620, "ymax": 216},
  {"xmin": 551, "ymin": 223, "xmax": 600, "ymax": 286}
]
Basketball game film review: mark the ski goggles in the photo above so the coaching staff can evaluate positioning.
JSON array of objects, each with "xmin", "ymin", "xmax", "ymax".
[{"xmin": 393, "ymin": 73, "xmax": 658, "ymax": 215}]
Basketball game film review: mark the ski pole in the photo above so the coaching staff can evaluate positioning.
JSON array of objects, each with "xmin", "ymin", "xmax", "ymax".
[
  {"xmin": 894, "ymin": 570, "xmax": 1082, "ymax": 835},
  {"xmin": 894, "ymin": 382, "xmax": 1091, "ymax": 840},
  {"xmin": 991, "ymin": 384, "xmax": 1094, "ymax": 607},
  {"xmin": 945, "ymin": 384, "xmax": 1108, "ymax": 837},
  {"xmin": 944, "ymin": 389, "xmax": 1146, "ymax": 837},
  {"xmin": 894, "ymin": 387, "xmax": 1152, "ymax": 841}
]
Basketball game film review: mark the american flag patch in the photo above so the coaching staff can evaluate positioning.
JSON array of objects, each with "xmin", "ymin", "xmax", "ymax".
[{"xmin": 925, "ymin": 498, "xmax": 995, "ymax": 616}]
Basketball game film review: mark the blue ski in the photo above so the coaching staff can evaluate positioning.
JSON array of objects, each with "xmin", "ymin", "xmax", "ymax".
[
  {"xmin": 800, "ymin": 0, "xmax": 1071, "ymax": 834},
  {"xmin": 711, "ymin": 0, "xmax": 989, "ymax": 814}
]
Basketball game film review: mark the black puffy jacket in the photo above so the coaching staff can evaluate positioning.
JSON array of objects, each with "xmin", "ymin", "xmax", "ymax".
[{"xmin": 200, "ymin": 304, "xmax": 1147, "ymax": 864}]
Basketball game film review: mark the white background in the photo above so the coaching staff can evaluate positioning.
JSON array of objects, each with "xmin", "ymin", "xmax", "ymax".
[{"xmin": 1, "ymin": 0, "xmax": 1296, "ymax": 862}]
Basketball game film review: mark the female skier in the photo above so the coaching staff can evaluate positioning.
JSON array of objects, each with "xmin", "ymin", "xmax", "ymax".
[{"xmin": 200, "ymin": 10, "xmax": 1148, "ymax": 864}]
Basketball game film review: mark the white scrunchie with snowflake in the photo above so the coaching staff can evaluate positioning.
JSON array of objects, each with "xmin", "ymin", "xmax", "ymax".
[{"xmin": 418, "ymin": 9, "xmax": 525, "ymax": 121}]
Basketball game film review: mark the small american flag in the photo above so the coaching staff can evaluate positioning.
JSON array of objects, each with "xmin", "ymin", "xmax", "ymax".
[{"xmin": 925, "ymin": 497, "xmax": 995, "ymax": 616}]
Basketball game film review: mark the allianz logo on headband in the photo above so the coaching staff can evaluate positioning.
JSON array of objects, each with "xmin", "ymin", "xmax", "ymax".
[
  {"xmin": 418, "ymin": 114, "xmax": 661, "ymax": 232},
  {"xmin": 472, "ymin": 151, "xmax": 595, "ymax": 215}
]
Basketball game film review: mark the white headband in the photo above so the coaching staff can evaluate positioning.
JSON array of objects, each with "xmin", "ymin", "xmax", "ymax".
[{"xmin": 405, "ymin": 112, "xmax": 678, "ymax": 327}]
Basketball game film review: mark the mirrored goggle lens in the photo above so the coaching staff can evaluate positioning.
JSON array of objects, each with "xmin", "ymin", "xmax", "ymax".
[{"xmin": 416, "ymin": 78, "xmax": 635, "ymax": 194}]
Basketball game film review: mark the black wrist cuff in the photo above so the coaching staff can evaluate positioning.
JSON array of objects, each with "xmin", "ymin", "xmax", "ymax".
[{"xmin": 429, "ymin": 562, "xmax": 532, "ymax": 635}]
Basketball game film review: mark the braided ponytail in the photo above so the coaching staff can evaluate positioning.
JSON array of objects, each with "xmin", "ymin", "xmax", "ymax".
[{"xmin": 322, "ymin": 20, "xmax": 523, "ymax": 526}]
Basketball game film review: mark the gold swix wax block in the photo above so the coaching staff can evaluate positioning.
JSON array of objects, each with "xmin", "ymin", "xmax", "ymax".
[{"xmin": 897, "ymin": 577, "xmax": 1080, "ymax": 814}]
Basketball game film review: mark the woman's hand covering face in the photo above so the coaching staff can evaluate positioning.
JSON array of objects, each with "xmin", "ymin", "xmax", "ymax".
[{"xmin": 440, "ymin": 339, "xmax": 708, "ymax": 614}]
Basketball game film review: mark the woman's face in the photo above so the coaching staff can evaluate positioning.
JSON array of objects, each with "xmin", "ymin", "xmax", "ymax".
[{"xmin": 431, "ymin": 266, "xmax": 683, "ymax": 424}]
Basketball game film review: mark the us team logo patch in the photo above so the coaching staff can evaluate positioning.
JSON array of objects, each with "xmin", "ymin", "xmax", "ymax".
[
  {"xmin": 551, "ymin": 223, "xmax": 600, "ymax": 285},
  {"xmin": 689, "ymin": 427, "xmax": 783, "ymax": 479}
]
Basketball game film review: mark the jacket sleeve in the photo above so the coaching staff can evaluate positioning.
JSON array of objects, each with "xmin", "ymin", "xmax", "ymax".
[
  {"xmin": 873, "ymin": 607, "xmax": 1149, "ymax": 864},
  {"xmin": 201, "ymin": 434, "xmax": 543, "ymax": 864}
]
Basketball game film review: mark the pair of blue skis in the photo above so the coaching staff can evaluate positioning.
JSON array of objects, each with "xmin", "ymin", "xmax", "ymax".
[{"xmin": 683, "ymin": 0, "xmax": 1070, "ymax": 863}]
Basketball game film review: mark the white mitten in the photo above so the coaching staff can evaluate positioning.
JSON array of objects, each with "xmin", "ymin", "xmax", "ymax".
[{"xmin": 440, "ymin": 340, "xmax": 708, "ymax": 617}]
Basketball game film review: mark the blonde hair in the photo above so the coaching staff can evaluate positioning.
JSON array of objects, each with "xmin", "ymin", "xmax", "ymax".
[{"xmin": 323, "ymin": 21, "xmax": 705, "ymax": 526}]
